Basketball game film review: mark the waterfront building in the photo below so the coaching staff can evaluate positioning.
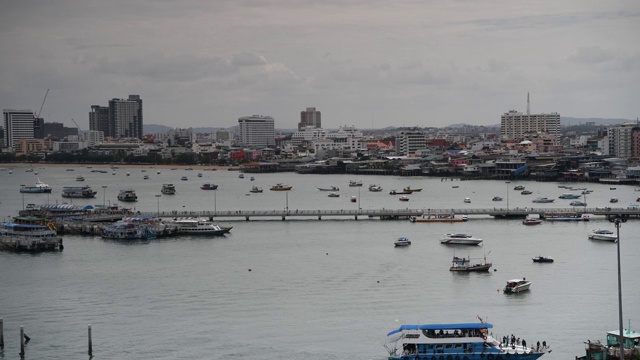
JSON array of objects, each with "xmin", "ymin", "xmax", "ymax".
[
  {"xmin": 500, "ymin": 94, "xmax": 560, "ymax": 143},
  {"xmin": 238, "ymin": 115, "xmax": 275, "ymax": 148},
  {"xmin": 89, "ymin": 105, "xmax": 110, "ymax": 137},
  {"xmin": 395, "ymin": 130, "xmax": 426, "ymax": 156},
  {"xmin": 607, "ymin": 123, "xmax": 636, "ymax": 159},
  {"xmin": 291, "ymin": 127, "xmax": 327, "ymax": 148},
  {"xmin": 16, "ymin": 138, "xmax": 46, "ymax": 156},
  {"xmin": 80, "ymin": 130, "xmax": 105, "ymax": 147},
  {"xmin": 3, "ymin": 109, "xmax": 36, "ymax": 151},
  {"xmin": 298, "ymin": 107, "xmax": 321, "ymax": 130}
]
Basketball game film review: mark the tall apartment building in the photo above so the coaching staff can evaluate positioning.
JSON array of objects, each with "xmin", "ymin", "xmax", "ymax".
[
  {"xmin": 81, "ymin": 130, "xmax": 105, "ymax": 147},
  {"xmin": 238, "ymin": 115, "xmax": 275, "ymax": 148},
  {"xmin": 395, "ymin": 130, "xmax": 426, "ymax": 156},
  {"xmin": 500, "ymin": 94, "xmax": 560, "ymax": 143},
  {"xmin": 3, "ymin": 109, "xmax": 36, "ymax": 151},
  {"xmin": 89, "ymin": 95, "xmax": 143, "ymax": 139},
  {"xmin": 608, "ymin": 124, "xmax": 636, "ymax": 159},
  {"xmin": 298, "ymin": 107, "xmax": 321, "ymax": 130}
]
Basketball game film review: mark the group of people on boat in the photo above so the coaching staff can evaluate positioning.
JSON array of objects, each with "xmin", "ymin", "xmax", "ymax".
[{"xmin": 499, "ymin": 335, "xmax": 548, "ymax": 352}]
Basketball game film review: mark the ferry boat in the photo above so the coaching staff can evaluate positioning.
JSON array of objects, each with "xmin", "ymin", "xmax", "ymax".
[
  {"xmin": 318, "ymin": 186, "xmax": 340, "ymax": 191},
  {"xmin": 168, "ymin": 217, "xmax": 227, "ymax": 236},
  {"xmin": 349, "ymin": 180, "xmax": 363, "ymax": 187},
  {"xmin": 117, "ymin": 189, "xmax": 138, "ymax": 202},
  {"xmin": 440, "ymin": 233, "xmax": 482, "ymax": 245},
  {"xmin": 449, "ymin": 255, "xmax": 491, "ymax": 272},
  {"xmin": 369, "ymin": 184, "xmax": 383, "ymax": 192},
  {"xmin": 384, "ymin": 320, "xmax": 548, "ymax": 360},
  {"xmin": 101, "ymin": 222, "xmax": 156, "ymax": 240},
  {"xmin": 61, "ymin": 185, "xmax": 97, "ymax": 198},
  {"xmin": 545, "ymin": 214, "xmax": 590, "ymax": 222},
  {"xmin": 270, "ymin": 183, "xmax": 293, "ymax": 191},
  {"xmin": 577, "ymin": 325, "xmax": 640, "ymax": 360},
  {"xmin": 588, "ymin": 229, "xmax": 617, "ymax": 242},
  {"xmin": 161, "ymin": 184, "xmax": 176, "ymax": 195},
  {"xmin": 410, "ymin": 214, "xmax": 468, "ymax": 223},
  {"xmin": 201, "ymin": 183, "xmax": 218, "ymax": 190},
  {"xmin": 0, "ymin": 216, "xmax": 63, "ymax": 252},
  {"xmin": 394, "ymin": 237, "xmax": 411, "ymax": 247},
  {"xmin": 559, "ymin": 193, "xmax": 581, "ymax": 199},
  {"xmin": 504, "ymin": 278, "xmax": 531, "ymax": 293},
  {"xmin": 20, "ymin": 179, "xmax": 52, "ymax": 193},
  {"xmin": 249, "ymin": 186, "xmax": 263, "ymax": 193}
]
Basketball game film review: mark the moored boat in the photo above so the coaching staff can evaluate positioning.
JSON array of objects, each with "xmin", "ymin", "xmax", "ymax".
[
  {"xmin": 440, "ymin": 233, "xmax": 482, "ymax": 245},
  {"xmin": 369, "ymin": 184, "xmax": 383, "ymax": 192},
  {"xmin": 61, "ymin": 185, "xmax": 97, "ymax": 198},
  {"xmin": 0, "ymin": 216, "xmax": 63, "ymax": 252},
  {"xmin": 532, "ymin": 256, "xmax": 554, "ymax": 263},
  {"xmin": 399, "ymin": 196, "xmax": 409, "ymax": 202},
  {"xmin": 576, "ymin": 325, "xmax": 640, "ymax": 360},
  {"xmin": 348, "ymin": 180, "xmax": 363, "ymax": 187},
  {"xmin": 101, "ymin": 222, "xmax": 156, "ymax": 240},
  {"xmin": 389, "ymin": 189, "xmax": 413, "ymax": 195},
  {"xmin": 161, "ymin": 184, "xmax": 176, "ymax": 195},
  {"xmin": 464, "ymin": 197, "xmax": 471, "ymax": 203},
  {"xmin": 318, "ymin": 186, "xmax": 339, "ymax": 191},
  {"xmin": 327, "ymin": 192, "xmax": 340, "ymax": 198},
  {"xmin": 570, "ymin": 201, "xmax": 587, "ymax": 206},
  {"xmin": 588, "ymin": 229, "xmax": 617, "ymax": 242},
  {"xmin": 523, "ymin": 218, "xmax": 542, "ymax": 225},
  {"xmin": 201, "ymin": 183, "xmax": 218, "ymax": 190},
  {"xmin": 404, "ymin": 186, "xmax": 422, "ymax": 192},
  {"xmin": 449, "ymin": 255, "xmax": 492, "ymax": 272},
  {"xmin": 610, "ymin": 198, "xmax": 619, "ymax": 203},
  {"xmin": 504, "ymin": 278, "xmax": 531, "ymax": 293},
  {"xmin": 249, "ymin": 186, "xmax": 263, "ymax": 193},
  {"xmin": 168, "ymin": 217, "xmax": 227, "ymax": 236},
  {"xmin": 532, "ymin": 197, "xmax": 554, "ymax": 203},
  {"xmin": 384, "ymin": 320, "xmax": 548, "ymax": 360},
  {"xmin": 559, "ymin": 193, "xmax": 581, "ymax": 199},
  {"xmin": 117, "ymin": 189, "xmax": 138, "ymax": 202},
  {"xmin": 350, "ymin": 196, "xmax": 357, "ymax": 202},
  {"xmin": 75, "ymin": 176, "xmax": 85, "ymax": 181},
  {"xmin": 394, "ymin": 237, "xmax": 411, "ymax": 247},
  {"xmin": 514, "ymin": 185, "xmax": 525, "ymax": 190},
  {"xmin": 270, "ymin": 183, "xmax": 293, "ymax": 191},
  {"xmin": 410, "ymin": 214, "xmax": 468, "ymax": 223},
  {"xmin": 492, "ymin": 196, "xmax": 503, "ymax": 201},
  {"xmin": 181, "ymin": 176, "xmax": 188, "ymax": 181},
  {"xmin": 521, "ymin": 190, "xmax": 533, "ymax": 195},
  {"xmin": 20, "ymin": 179, "xmax": 52, "ymax": 193}
]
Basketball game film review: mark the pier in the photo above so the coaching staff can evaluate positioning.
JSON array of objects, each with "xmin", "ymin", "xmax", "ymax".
[{"xmin": 0, "ymin": 236, "xmax": 63, "ymax": 252}]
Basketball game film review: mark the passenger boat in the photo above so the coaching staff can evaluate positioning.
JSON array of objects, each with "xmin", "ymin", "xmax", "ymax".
[
  {"xmin": 61, "ymin": 185, "xmax": 97, "ymax": 198},
  {"xmin": 369, "ymin": 184, "xmax": 383, "ymax": 192},
  {"xmin": 20, "ymin": 179, "xmax": 52, "ymax": 193},
  {"xmin": 410, "ymin": 214, "xmax": 468, "ymax": 223},
  {"xmin": 570, "ymin": 201, "xmax": 587, "ymax": 206},
  {"xmin": 101, "ymin": 222, "xmax": 156, "ymax": 240},
  {"xmin": 349, "ymin": 180, "xmax": 363, "ymax": 187},
  {"xmin": 588, "ymin": 229, "xmax": 617, "ymax": 242},
  {"xmin": 464, "ymin": 197, "xmax": 471, "ymax": 203},
  {"xmin": 384, "ymin": 319, "xmax": 548, "ymax": 360},
  {"xmin": 520, "ymin": 190, "xmax": 533, "ymax": 195},
  {"xmin": 522, "ymin": 218, "xmax": 542, "ymax": 225},
  {"xmin": 161, "ymin": 184, "xmax": 176, "ymax": 195},
  {"xmin": 576, "ymin": 325, "xmax": 640, "ymax": 360},
  {"xmin": 117, "ymin": 189, "xmax": 138, "ymax": 202},
  {"xmin": 270, "ymin": 183, "xmax": 293, "ymax": 191},
  {"xmin": 399, "ymin": 196, "xmax": 410, "ymax": 202},
  {"xmin": 167, "ymin": 217, "xmax": 227, "ymax": 236},
  {"xmin": 75, "ymin": 176, "xmax": 85, "ymax": 182},
  {"xmin": 389, "ymin": 189, "xmax": 413, "ymax": 195},
  {"xmin": 394, "ymin": 237, "xmax": 411, "ymax": 247},
  {"xmin": 0, "ymin": 216, "xmax": 63, "ymax": 252},
  {"xmin": 532, "ymin": 256, "xmax": 554, "ymax": 263},
  {"xmin": 532, "ymin": 197, "xmax": 554, "ymax": 203},
  {"xmin": 250, "ymin": 186, "xmax": 263, "ymax": 193},
  {"xmin": 440, "ymin": 233, "xmax": 482, "ymax": 245},
  {"xmin": 404, "ymin": 186, "xmax": 422, "ymax": 192},
  {"xmin": 559, "ymin": 193, "xmax": 581, "ymax": 199},
  {"xmin": 513, "ymin": 185, "xmax": 525, "ymax": 190},
  {"xmin": 449, "ymin": 255, "xmax": 491, "ymax": 272},
  {"xmin": 318, "ymin": 186, "xmax": 339, "ymax": 191},
  {"xmin": 504, "ymin": 278, "xmax": 531, "ymax": 293},
  {"xmin": 327, "ymin": 192, "xmax": 340, "ymax": 198},
  {"xmin": 492, "ymin": 196, "xmax": 503, "ymax": 201},
  {"xmin": 201, "ymin": 183, "xmax": 218, "ymax": 190},
  {"xmin": 181, "ymin": 176, "xmax": 188, "ymax": 181}
]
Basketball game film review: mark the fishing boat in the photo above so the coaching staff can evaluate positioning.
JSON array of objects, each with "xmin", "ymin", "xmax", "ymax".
[
  {"xmin": 504, "ymin": 278, "xmax": 531, "ymax": 293},
  {"xmin": 492, "ymin": 196, "xmax": 503, "ymax": 201},
  {"xmin": 384, "ymin": 319, "xmax": 548, "ymax": 360},
  {"xmin": 168, "ymin": 217, "xmax": 227, "ymax": 236},
  {"xmin": 440, "ymin": 233, "xmax": 482, "ymax": 245},
  {"xmin": 410, "ymin": 214, "xmax": 468, "ymax": 223},
  {"xmin": 19, "ymin": 179, "xmax": 52, "ymax": 193},
  {"xmin": 449, "ymin": 254, "xmax": 492, "ymax": 272},
  {"xmin": 61, "ymin": 185, "xmax": 97, "ymax": 198},
  {"xmin": 399, "ymin": 196, "xmax": 409, "ymax": 202},
  {"xmin": 318, "ymin": 186, "xmax": 340, "ymax": 191},
  {"xmin": 389, "ymin": 189, "xmax": 413, "ymax": 195},
  {"xmin": 576, "ymin": 325, "xmax": 640, "ymax": 360},
  {"xmin": 369, "ymin": 184, "xmax": 383, "ymax": 192},
  {"xmin": 270, "ymin": 183, "xmax": 293, "ymax": 191},
  {"xmin": 404, "ymin": 186, "xmax": 422, "ymax": 192},
  {"xmin": 161, "ymin": 184, "xmax": 176, "ymax": 195},
  {"xmin": 532, "ymin": 256, "xmax": 554, "ymax": 263},
  {"xmin": 201, "ymin": 183, "xmax": 218, "ymax": 190},
  {"xmin": 394, "ymin": 237, "xmax": 411, "ymax": 247},
  {"xmin": 117, "ymin": 189, "xmax": 138, "ymax": 202},
  {"xmin": 588, "ymin": 229, "xmax": 618, "ymax": 242},
  {"xmin": 327, "ymin": 192, "xmax": 340, "ymax": 198},
  {"xmin": 532, "ymin": 197, "xmax": 554, "ymax": 203},
  {"xmin": 348, "ymin": 180, "xmax": 363, "ymax": 187},
  {"xmin": 249, "ymin": 186, "xmax": 263, "ymax": 193},
  {"xmin": 522, "ymin": 218, "xmax": 542, "ymax": 225},
  {"xmin": 75, "ymin": 176, "xmax": 85, "ymax": 182}
]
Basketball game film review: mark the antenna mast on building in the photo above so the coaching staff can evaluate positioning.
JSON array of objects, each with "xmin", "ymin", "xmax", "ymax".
[{"xmin": 526, "ymin": 92, "xmax": 530, "ymax": 116}]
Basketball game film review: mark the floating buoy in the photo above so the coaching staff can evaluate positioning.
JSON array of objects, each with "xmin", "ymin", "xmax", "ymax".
[{"xmin": 248, "ymin": 269, "xmax": 252, "ymax": 272}]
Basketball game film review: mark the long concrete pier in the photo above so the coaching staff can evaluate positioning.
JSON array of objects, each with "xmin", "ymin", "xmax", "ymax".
[{"xmin": 132, "ymin": 207, "xmax": 640, "ymax": 221}]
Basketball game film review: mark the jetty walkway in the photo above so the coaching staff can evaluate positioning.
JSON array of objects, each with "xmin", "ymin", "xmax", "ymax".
[{"xmin": 131, "ymin": 207, "xmax": 640, "ymax": 221}]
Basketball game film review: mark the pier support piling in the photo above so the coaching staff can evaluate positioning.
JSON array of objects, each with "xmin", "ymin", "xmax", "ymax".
[
  {"xmin": 19, "ymin": 326, "xmax": 24, "ymax": 357},
  {"xmin": 88, "ymin": 324, "xmax": 93, "ymax": 357},
  {"xmin": 1, "ymin": 318, "xmax": 4, "ymax": 349}
]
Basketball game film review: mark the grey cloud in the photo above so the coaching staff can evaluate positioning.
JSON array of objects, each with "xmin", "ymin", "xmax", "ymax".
[{"xmin": 567, "ymin": 46, "xmax": 614, "ymax": 64}]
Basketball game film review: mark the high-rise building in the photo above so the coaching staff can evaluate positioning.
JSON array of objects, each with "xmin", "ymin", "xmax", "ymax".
[
  {"xmin": 109, "ymin": 95, "xmax": 143, "ymax": 139},
  {"xmin": 608, "ymin": 124, "xmax": 635, "ymax": 159},
  {"xmin": 298, "ymin": 107, "xmax": 321, "ymax": 130},
  {"xmin": 500, "ymin": 94, "xmax": 560, "ymax": 142},
  {"xmin": 395, "ymin": 130, "xmax": 426, "ymax": 156},
  {"xmin": 3, "ymin": 109, "xmax": 36, "ymax": 151},
  {"xmin": 238, "ymin": 115, "xmax": 275, "ymax": 148},
  {"xmin": 89, "ymin": 105, "xmax": 110, "ymax": 137}
]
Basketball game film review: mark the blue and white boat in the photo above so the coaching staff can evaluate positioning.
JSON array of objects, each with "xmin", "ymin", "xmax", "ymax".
[{"xmin": 385, "ymin": 321, "xmax": 548, "ymax": 360}]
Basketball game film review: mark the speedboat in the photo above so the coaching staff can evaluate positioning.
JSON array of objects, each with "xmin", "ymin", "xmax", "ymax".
[
  {"xmin": 610, "ymin": 198, "xmax": 618, "ymax": 203},
  {"xmin": 348, "ymin": 180, "xmax": 363, "ymax": 187},
  {"xmin": 368, "ymin": 184, "xmax": 383, "ymax": 192},
  {"xmin": 463, "ymin": 197, "xmax": 471, "ymax": 203},
  {"xmin": 76, "ymin": 176, "xmax": 85, "ymax": 182},
  {"xmin": 270, "ymin": 183, "xmax": 292, "ymax": 191},
  {"xmin": 20, "ymin": 179, "xmax": 52, "ymax": 193},
  {"xmin": 513, "ymin": 185, "xmax": 525, "ymax": 190},
  {"xmin": 588, "ymin": 229, "xmax": 617, "ymax": 242},
  {"xmin": 117, "ymin": 189, "xmax": 138, "ymax": 202},
  {"xmin": 504, "ymin": 278, "xmax": 531, "ymax": 293},
  {"xmin": 318, "ymin": 186, "xmax": 339, "ymax": 191},
  {"xmin": 327, "ymin": 192, "xmax": 340, "ymax": 198},
  {"xmin": 201, "ymin": 183, "xmax": 218, "ymax": 190},
  {"xmin": 570, "ymin": 201, "xmax": 587, "ymax": 206},
  {"xmin": 559, "ymin": 193, "xmax": 581, "ymax": 199},
  {"xmin": 521, "ymin": 190, "xmax": 533, "ymax": 195},
  {"xmin": 449, "ymin": 255, "xmax": 491, "ymax": 272},
  {"xmin": 492, "ymin": 196, "xmax": 503, "ymax": 201},
  {"xmin": 161, "ymin": 184, "xmax": 176, "ymax": 195},
  {"xmin": 249, "ymin": 186, "xmax": 263, "ymax": 193},
  {"xmin": 394, "ymin": 237, "xmax": 411, "ymax": 247},
  {"xmin": 523, "ymin": 218, "xmax": 542, "ymax": 225},
  {"xmin": 384, "ymin": 320, "xmax": 548, "ymax": 360},
  {"xmin": 532, "ymin": 197, "xmax": 554, "ymax": 203},
  {"xmin": 440, "ymin": 233, "xmax": 482, "ymax": 245},
  {"xmin": 399, "ymin": 196, "xmax": 409, "ymax": 202},
  {"xmin": 532, "ymin": 256, "xmax": 554, "ymax": 263}
]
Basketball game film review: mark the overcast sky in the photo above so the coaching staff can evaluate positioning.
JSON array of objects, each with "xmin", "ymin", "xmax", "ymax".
[{"xmin": 1, "ymin": 1, "xmax": 638, "ymax": 130}]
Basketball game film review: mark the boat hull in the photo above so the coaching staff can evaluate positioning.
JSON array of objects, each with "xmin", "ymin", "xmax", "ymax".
[{"xmin": 440, "ymin": 239, "xmax": 482, "ymax": 245}]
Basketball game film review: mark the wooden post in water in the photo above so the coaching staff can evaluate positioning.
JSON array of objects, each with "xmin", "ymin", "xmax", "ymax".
[
  {"xmin": 88, "ymin": 324, "xmax": 93, "ymax": 357},
  {"xmin": 1, "ymin": 318, "xmax": 4, "ymax": 349},
  {"xmin": 19, "ymin": 326, "xmax": 24, "ymax": 357}
]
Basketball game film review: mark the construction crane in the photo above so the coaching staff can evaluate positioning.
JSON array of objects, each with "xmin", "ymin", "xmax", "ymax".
[
  {"xmin": 36, "ymin": 89, "xmax": 49, "ymax": 119},
  {"xmin": 71, "ymin": 118, "xmax": 82, "ymax": 131}
]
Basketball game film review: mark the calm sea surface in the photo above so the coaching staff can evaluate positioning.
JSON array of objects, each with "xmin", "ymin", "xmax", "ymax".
[{"xmin": 1, "ymin": 165, "xmax": 639, "ymax": 360}]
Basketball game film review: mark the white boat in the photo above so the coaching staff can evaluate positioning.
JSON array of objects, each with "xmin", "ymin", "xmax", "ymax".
[
  {"xmin": 270, "ymin": 183, "xmax": 292, "ymax": 191},
  {"xmin": 161, "ymin": 184, "xmax": 176, "ymax": 195},
  {"xmin": 249, "ymin": 186, "xmax": 263, "ymax": 193},
  {"xmin": 327, "ymin": 192, "xmax": 340, "ymax": 198},
  {"xmin": 440, "ymin": 233, "xmax": 483, "ymax": 245},
  {"xmin": 492, "ymin": 196, "xmax": 503, "ymax": 201},
  {"xmin": 463, "ymin": 197, "xmax": 471, "ymax": 203},
  {"xmin": 559, "ymin": 193, "xmax": 581, "ymax": 199},
  {"xmin": 20, "ymin": 179, "xmax": 52, "ymax": 193},
  {"xmin": 238, "ymin": 173, "xmax": 244, "ymax": 179},
  {"xmin": 532, "ymin": 197, "xmax": 555, "ymax": 203},
  {"xmin": 117, "ymin": 189, "xmax": 138, "ymax": 202},
  {"xmin": 168, "ymin": 217, "xmax": 227, "ymax": 236},
  {"xmin": 318, "ymin": 186, "xmax": 340, "ymax": 191},
  {"xmin": 368, "ymin": 184, "xmax": 383, "ymax": 192},
  {"xmin": 399, "ymin": 196, "xmax": 409, "ymax": 202},
  {"xmin": 61, "ymin": 185, "xmax": 97, "ymax": 198},
  {"xmin": 588, "ymin": 229, "xmax": 618, "ymax": 242},
  {"xmin": 350, "ymin": 196, "xmax": 357, "ymax": 202},
  {"xmin": 349, "ymin": 180, "xmax": 363, "ymax": 187},
  {"xmin": 570, "ymin": 201, "xmax": 586, "ymax": 206},
  {"xmin": 394, "ymin": 237, "xmax": 411, "ymax": 247},
  {"xmin": 197, "ymin": 173, "xmax": 203, "ymax": 177},
  {"xmin": 504, "ymin": 278, "xmax": 531, "ymax": 293}
]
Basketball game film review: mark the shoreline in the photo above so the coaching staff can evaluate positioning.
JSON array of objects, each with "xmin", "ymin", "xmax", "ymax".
[{"xmin": 0, "ymin": 162, "xmax": 235, "ymax": 171}]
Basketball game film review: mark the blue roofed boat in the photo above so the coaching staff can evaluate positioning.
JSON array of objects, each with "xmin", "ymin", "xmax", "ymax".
[{"xmin": 384, "ymin": 320, "xmax": 549, "ymax": 360}]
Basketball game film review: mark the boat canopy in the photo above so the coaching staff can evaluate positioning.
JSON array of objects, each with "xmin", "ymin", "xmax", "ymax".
[{"xmin": 387, "ymin": 322, "xmax": 493, "ymax": 336}]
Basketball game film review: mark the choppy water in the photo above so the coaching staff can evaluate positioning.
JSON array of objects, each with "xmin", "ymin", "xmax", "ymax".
[{"xmin": 1, "ymin": 165, "xmax": 639, "ymax": 360}]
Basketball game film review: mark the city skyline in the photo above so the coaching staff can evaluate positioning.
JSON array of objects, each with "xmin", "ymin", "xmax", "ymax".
[{"xmin": 1, "ymin": 1, "xmax": 638, "ymax": 130}]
